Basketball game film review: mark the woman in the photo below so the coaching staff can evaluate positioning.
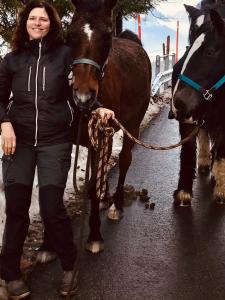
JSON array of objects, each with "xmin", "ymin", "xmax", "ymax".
[{"xmin": 0, "ymin": 0, "xmax": 114, "ymax": 298}]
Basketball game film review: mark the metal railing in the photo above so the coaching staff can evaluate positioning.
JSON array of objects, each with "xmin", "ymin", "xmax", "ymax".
[{"xmin": 152, "ymin": 53, "xmax": 175, "ymax": 96}]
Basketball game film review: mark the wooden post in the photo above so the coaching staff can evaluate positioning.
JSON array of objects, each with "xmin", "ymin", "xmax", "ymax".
[
  {"xmin": 163, "ymin": 43, "xmax": 165, "ymax": 56},
  {"xmin": 166, "ymin": 35, "xmax": 170, "ymax": 55}
]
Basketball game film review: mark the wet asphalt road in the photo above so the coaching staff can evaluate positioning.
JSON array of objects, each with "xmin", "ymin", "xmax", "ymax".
[{"xmin": 30, "ymin": 105, "xmax": 225, "ymax": 300}]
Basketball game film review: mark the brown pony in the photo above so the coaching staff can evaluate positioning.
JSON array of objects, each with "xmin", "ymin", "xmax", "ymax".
[{"xmin": 68, "ymin": 0, "xmax": 151, "ymax": 253}]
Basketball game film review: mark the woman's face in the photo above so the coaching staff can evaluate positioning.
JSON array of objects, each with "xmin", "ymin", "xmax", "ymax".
[{"xmin": 26, "ymin": 7, "xmax": 50, "ymax": 40}]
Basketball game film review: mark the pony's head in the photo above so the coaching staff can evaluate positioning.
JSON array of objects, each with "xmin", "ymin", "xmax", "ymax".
[
  {"xmin": 185, "ymin": 4, "xmax": 211, "ymax": 45},
  {"xmin": 68, "ymin": 0, "xmax": 117, "ymax": 109},
  {"xmin": 172, "ymin": 9, "xmax": 225, "ymax": 124}
]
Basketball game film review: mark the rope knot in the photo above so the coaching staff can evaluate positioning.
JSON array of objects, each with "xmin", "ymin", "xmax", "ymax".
[{"xmin": 103, "ymin": 126, "xmax": 115, "ymax": 137}]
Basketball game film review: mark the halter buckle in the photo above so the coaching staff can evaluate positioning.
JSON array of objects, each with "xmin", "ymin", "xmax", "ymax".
[{"xmin": 203, "ymin": 90, "xmax": 212, "ymax": 101}]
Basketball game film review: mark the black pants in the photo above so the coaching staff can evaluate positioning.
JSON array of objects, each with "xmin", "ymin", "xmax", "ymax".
[{"xmin": 0, "ymin": 143, "xmax": 76, "ymax": 281}]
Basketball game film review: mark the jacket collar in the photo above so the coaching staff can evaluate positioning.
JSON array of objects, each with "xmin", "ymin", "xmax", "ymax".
[{"xmin": 24, "ymin": 37, "xmax": 52, "ymax": 56}]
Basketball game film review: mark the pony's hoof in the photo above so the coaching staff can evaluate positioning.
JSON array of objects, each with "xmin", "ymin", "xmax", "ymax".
[
  {"xmin": 85, "ymin": 241, "xmax": 104, "ymax": 254},
  {"xmin": 173, "ymin": 190, "xmax": 192, "ymax": 207},
  {"xmin": 198, "ymin": 165, "xmax": 210, "ymax": 175},
  {"xmin": 107, "ymin": 204, "xmax": 123, "ymax": 220}
]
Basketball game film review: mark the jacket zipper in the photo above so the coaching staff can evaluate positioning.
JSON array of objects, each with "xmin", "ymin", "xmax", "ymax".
[
  {"xmin": 34, "ymin": 41, "xmax": 42, "ymax": 146},
  {"xmin": 42, "ymin": 66, "xmax": 46, "ymax": 91},
  {"xmin": 6, "ymin": 99, "xmax": 13, "ymax": 114},
  {"xmin": 28, "ymin": 66, "xmax": 32, "ymax": 92},
  {"xmin": 67, "ymin": 101, "xmax": 74, "ymax": 126}
]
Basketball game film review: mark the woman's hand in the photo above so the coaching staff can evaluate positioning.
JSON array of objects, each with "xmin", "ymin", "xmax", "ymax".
[
  {"xmin": 1, "ymin": 122, "xmax": 16, "ymax": 155},
  {"xmin": 94, "ymin": 108, "xmax": 115, "ymax": 124}
]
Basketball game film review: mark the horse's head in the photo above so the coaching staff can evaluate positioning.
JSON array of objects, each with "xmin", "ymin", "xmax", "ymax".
[
  {"xmin": 172, "ymin": 9, "xmax": 225, "ymax": 124},
  {"xmin": 185, "ymin": 4, "xmax": 213, "ymax": 45},
  {"xmin": 68, "ymin": 0, "xmax": 117, "ymax": 109}
]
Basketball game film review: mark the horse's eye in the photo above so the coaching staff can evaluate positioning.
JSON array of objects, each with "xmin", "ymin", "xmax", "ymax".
[
  {"xmin": 193, "ymin": 24, "xmax": 199, "ymax": 31},
  {"xmin": 205, "ymin": 48, "xmax": 214, "ymax": 56}
]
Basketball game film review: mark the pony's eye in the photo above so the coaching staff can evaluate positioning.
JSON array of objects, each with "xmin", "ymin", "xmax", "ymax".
[
  {"xmin": 205, "ymin": 48, "xmax": 214, "ymax": 56},
  {"xmin": 193, "ymin": 24, "xmax": 199, "ymax": 31}
]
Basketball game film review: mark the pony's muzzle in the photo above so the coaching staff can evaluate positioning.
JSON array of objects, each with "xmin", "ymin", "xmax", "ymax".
[
  {"xmin": 73, "ymin": 89, "xmax": 97, "ymax": 109},
  {"xmin": 173, "ymin": 88, "xmax": 200, "ymax": 123}
]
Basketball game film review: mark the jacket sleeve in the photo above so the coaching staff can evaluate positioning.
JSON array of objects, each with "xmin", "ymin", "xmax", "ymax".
[{"xmin": 0, "ymin": 54, "xmax": 12, "ymax": 123}]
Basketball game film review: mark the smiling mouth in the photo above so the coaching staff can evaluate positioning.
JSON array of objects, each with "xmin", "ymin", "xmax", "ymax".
[{"xmin": 31, "ymin": 28, "xmax": 45, "ymax": 32}]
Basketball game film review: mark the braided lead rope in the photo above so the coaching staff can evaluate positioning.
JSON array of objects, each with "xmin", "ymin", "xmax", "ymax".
[
  {"xmin": 88, "ymin": 113, "xmax": 200, "ymax": 199},
  {"xmin": 96, "ymin": 130, "xmax": 114, "ymax": 199},
  {"xmin": 112, "ymin": 118, "xmax": 200, "ymax": 150},
  {"xmin": 88, "ymin": 114, "xmax": 114, "ymax": 199}
]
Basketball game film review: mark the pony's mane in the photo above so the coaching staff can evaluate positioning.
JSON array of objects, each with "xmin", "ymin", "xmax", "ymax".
[
  {"xmin": 79, "ymin": 0, "xmax": 104, "ymax": 12},
  {"xmin": 118, "ymin": 30, "xmax": 142, "ymax": 47}
]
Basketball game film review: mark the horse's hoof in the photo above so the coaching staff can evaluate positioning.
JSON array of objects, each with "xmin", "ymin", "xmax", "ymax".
[
  {"xmin": 85, "ymin": 241, "xmax": 104, "ymax": 254},
  {"xmin": 198, "ymin": 165, "xmax": 210, "ymax": 175},
  {"xmin": 173, "ymin": 190, "xmax": 192, "ymax": 207},
  {"xmin": 107, "ymin": 204, "xmax": 123, "ymax": 220}
]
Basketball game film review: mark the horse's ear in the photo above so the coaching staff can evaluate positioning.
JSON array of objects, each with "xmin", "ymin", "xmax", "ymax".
[
  {"xmin": 184, "ymin": 4, "xmax": 200, "ymax": 17},
  {"xmin": 71, "ymin": 0, "xmax": 82, "ymax": 9},
  {"xmin": 210, "ymin": 9, "xmax": 225, "ymax": 34},
  {"xmin": 105, "ymin": 0, "xmax": 117, "ymax": 10}
]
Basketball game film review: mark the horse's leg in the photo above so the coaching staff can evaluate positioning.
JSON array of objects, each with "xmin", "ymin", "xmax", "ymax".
[
  {"xmin": 212, "ymin": 143, "xmax": 225, "ymax": 204},
  {"xmin": 86, "ymin": 139, "xmax": 113, "ymax": 253},
  {"xmin": 86, "ymin": 150, "xmax": 104, "ymax": 254},
  {"xmin": 174, "ymin": 122, "xmax": 197, "ymax": 206},
  {"xmin": 108, "ymin": 130, "xmax": 136, "ymax": 220},
  {"xmin": 197, "ymin": 128, "xmax": 211, "ymax": 174}
]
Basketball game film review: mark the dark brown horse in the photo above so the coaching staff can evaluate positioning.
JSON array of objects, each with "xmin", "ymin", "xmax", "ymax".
[{"xmin": 68, "ymin": 0, "xmax": 151, "ymax": 253}]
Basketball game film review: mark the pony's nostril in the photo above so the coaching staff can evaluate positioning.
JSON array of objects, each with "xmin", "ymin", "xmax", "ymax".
[
  {"xmin": 168, "ymin": 110, "xmax": 175, "ymax": 119},
  {"xmin": 90, "ymin": 89, "xmax": 96, "ymax": 99}
]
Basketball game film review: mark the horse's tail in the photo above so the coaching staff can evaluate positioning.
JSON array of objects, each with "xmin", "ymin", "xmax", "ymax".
[{"xmin": 118, "ymin": 30, "xmax": 142, "ymax": 47}]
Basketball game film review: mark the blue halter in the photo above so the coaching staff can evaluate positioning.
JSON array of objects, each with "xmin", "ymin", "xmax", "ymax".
[{"xmin": 179, "ymin": 74, "xmax": 225, "ymax": 101}]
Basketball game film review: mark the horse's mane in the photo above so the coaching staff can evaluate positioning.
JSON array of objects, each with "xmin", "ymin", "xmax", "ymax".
[
  {"xmin": 78, "ymin": 0, "xmax": 104, "ymax": 12},
  {"xmin": 118, "ymin": 30, "xmax": 142, "ymax": 47}
]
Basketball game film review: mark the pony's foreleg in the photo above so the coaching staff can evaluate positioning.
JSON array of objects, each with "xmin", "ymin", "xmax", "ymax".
[
  {"xmin": 197, "ymin": 128, "xmax": 211, "ymax": 174},
  {"xmin": 212, "ymin": 150, "xmax": 225, "ymax": 204},
  {"xmin": 108, "ymin": 134, "xmax": 135, "ymax": 220},
  {"xmin": 86, "ymin": 152, "xmax": 104, "ymax": 254},
  {"xmin": 174, "ymin": 122, "xmax": 197, "ymax": 206}
]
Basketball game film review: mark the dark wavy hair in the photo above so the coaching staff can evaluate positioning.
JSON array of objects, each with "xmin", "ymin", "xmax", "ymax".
[{"xmin": 11, "ymin": 0, "xmax": 63, "ymax": 51}]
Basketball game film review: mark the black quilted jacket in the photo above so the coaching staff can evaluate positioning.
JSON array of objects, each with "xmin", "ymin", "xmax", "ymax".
[{"xmin": 0, "ymin": 39, "xmax": 75, "ymax": 146}]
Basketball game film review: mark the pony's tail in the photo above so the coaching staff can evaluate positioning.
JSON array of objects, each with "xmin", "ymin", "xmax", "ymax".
[{"xmin": 118, "ymin": 29, "xmax": 142, "ymax": 47}]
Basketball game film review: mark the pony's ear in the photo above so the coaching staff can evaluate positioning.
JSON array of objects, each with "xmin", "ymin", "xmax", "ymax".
[
  {"xmin": 71, "ymin": 0, "xmax": 82, "ymax": 9},
  {"xmin": 105, "ymin": 0, "xmax": 117, "ymax": 10},
  {"xmin": 210, "ymin": 9, "xmax": 225, "ymax": 34},
  {"xmin": 184, "ymin": 4, "xmax": 200, "ymax": 17}
]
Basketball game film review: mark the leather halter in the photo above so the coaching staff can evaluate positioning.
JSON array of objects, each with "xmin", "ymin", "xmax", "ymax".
[{"xmin": 72, "ymin": 58, "xmax": 107, "ymax": 78}]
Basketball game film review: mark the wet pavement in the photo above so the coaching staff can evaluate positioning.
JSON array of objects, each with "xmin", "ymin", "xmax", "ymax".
[{"xmin": 29, "ymin": 105, "xmax": 225, "ymax": 300}]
